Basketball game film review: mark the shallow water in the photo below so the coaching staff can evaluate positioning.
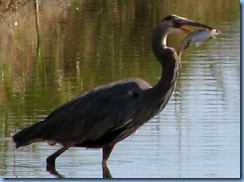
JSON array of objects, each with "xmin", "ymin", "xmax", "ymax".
[{"xmin": 0, "ymin": 0, "xmax": 240, "ymax": 178}]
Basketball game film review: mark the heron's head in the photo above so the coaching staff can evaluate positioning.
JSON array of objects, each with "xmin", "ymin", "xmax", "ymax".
[
  {"xmin": 155, "ymin": 14, "xmax": 214, "ymax": 52},
  {"xmin": 161, "ymin": 14, "xmax": 214, "ymax": 34}
]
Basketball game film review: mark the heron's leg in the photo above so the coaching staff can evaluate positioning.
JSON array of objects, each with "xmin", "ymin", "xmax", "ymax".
[
  {"xmin": 46, "ymin": 145, "xmax": 71, "ymax": 167},
  {"xmin": 102, "ymin": 145, "xmax": 114, "ymax": 165},
  {"xmin": 102, "ymin": 161, "xmax": 112, "ymax": 178}
]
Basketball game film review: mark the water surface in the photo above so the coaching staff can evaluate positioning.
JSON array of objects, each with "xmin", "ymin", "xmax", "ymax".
[{"xmin": 0, "ymin": 0, "xmax": 240, "ymax": 178}]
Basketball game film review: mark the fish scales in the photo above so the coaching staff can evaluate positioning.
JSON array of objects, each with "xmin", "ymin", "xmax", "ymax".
[{"xmin": 178, "ymin": 28, "xmax": 221, "ymax": 53}]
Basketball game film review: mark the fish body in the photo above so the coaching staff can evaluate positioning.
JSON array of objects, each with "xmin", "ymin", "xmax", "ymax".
[{"xmin": 178, "ymin": 28, "xmax": 221, "ymax": 53}]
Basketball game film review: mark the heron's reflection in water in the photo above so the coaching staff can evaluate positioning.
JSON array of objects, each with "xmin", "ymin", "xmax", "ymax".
[
  {"xmin": 46, "ymin": 163, "xmax": 112, "ymax": 178},
  {"xmin": 102, "ymin": 163, "xmax": 112, "ymax": 178},
  {"xmin": 46, "ymin": 164, "xmax": 65, "ymax": 178}
]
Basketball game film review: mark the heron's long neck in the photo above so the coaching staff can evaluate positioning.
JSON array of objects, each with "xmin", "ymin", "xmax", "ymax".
[{"xmin": 145, "ymin": 24, "xmax": 179, "ymax": 112}]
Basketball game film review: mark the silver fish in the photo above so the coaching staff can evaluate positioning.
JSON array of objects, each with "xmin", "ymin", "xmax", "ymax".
[{"xmin": 178, "ymin": 28, "xmax": 221, "ymax": 54}]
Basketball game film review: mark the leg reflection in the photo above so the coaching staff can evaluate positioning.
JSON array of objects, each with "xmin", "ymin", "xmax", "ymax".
[
  {"xmin": 47, "ymin": 162, "xmax": 112, "ymax": 178},
  {"xmin": 102, "ymin": 163, "xmax": 112, "ymax": 178},
  {"xmin": 102, "ymin": 146, "xmax": 114, "ymax": 178},
  {"xmin": 46, "ymin": 155, "xmax": 112, "ymax": 178},
  {"xmin": 46, "ymin": 163, "xmax": 65, "ymax": 178}
]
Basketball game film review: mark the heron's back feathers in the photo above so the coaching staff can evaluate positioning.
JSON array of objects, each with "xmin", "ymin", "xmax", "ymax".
[{"xmin": 12, "ymin": 78, "xmax": 152, "ymax": 148}]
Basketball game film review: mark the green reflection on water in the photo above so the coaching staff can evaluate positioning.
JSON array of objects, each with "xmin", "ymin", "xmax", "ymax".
[
  {"xmin": 0, "ymin": 0, "xmax": 240, "ymax": 176},
  {"xmin": 0, "ymin": 0, "xmax": 239, "ymax": 133}
]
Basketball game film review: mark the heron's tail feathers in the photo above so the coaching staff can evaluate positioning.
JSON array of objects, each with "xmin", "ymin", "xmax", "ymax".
[{"xmin": 12, "ymin": 121, "xmax": 45, "ymax": 148}]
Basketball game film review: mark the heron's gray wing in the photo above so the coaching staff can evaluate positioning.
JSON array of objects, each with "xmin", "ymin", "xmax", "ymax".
[{"xmin": 40, "ymin": 79, "xmax": 150, "ymax": 144}]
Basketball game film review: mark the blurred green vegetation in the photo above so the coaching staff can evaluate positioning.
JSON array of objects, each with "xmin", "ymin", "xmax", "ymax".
[{"xmin": 0, "ymin": 0, "xmax": 240, "ymax": 135}]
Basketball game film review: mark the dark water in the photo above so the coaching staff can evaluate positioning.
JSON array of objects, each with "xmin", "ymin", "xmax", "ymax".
[{"xmin": 0, "ymin": 0, "xmax": 240, "ymax": 178}]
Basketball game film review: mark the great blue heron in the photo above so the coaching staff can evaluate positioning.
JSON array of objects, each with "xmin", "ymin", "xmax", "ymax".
[{"xmin": 13, "ymin": 15, "xmax": 212, "ymax": 170}]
